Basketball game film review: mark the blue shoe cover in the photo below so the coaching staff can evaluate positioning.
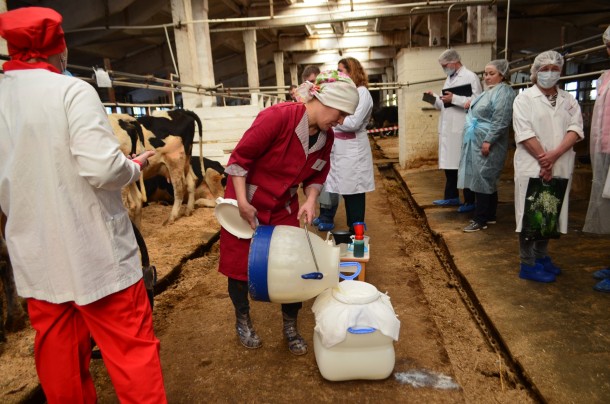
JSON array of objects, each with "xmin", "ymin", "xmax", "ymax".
[
  {"xmin": 535, "ymin": 256, "xmax": 561, "ymax": 275},
  {"xmin": 312, "ymin": 217, "xmax": 321, "ymax": 226},
  {"xmin": 594, "ymin": 278, "xmax": 610, "ymax": 293},
  {"xmin": 433, "ymin": 198, "xmax": 460, "ymax": 206},
  {"xmin": 592, "ymin": 268, "xmax": 610, "ymax": 280},
  {"xmin": 317, "ymin": 222, "xmax": 335, "ymax": 232},
  {"xmin": 457, "ymin": 203, "xmax": 475, "ymax": 213},
  {"xmin": 519, "ymin": 263, "xmax": 555, "ymax": 283}
]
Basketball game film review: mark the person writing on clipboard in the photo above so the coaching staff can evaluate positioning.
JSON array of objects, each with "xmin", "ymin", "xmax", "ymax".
[{"xmin": 425, "ymin": 49, "xmax": 482, "ymax": 212}]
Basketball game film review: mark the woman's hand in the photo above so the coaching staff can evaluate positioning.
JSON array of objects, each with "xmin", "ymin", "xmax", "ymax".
[
  {"xmin": 481, "ymin": 141, "xmax": 491, "ymax": 157},
  {"xmin": 539, "ymin": 166, "xmax": 553, "ymax": 182},
  {"xmin": 538, "ymin": 150, "xmax": 559, "ymax": 170},
  {"xmin": 464, "ymin": 100, "xmax": 471, "ymax": 110},
  {"xmin": 238, "ymin": 201, "xmax": 258, "ymax": 230},
  {"xmin": 298, "ymin": 199, "xmax": 317, "ymax": 225}
]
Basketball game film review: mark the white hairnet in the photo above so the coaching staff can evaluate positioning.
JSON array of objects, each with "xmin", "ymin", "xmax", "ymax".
[
  {"xmin": 487, "ymin": 59, "xmax": 510, "ymax": 77},
  {"xmin": 438, "ymin": 49, "xmax": 461, "ymax": 64},
  {"xmin": 603, "ymin": 25, "xmax": 610, "ymax": 45},
  {"xmin": 530, "ymin": 50, "xmax": 564, "ymax": 81}
]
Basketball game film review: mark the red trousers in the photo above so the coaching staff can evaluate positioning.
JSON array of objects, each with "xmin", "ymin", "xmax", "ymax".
[{"xmin": 27, "ymin": 280, "xmax": 167, "ymax": 404}]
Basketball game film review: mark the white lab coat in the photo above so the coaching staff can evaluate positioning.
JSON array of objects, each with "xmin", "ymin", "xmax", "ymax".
[
  {"xmin": 0, "ymin": 69, "xmax": 142, "ymax": 305},
  {"xmin": 433, "ymin": 66, "xmax": 483, "ymax": 169},
  {"xmin": 512, "ymin": 85, "xmax": 584, "ymax": 233},
  {"xmin": 325, "ymin": 86, "xmax": 375, "ymax": 194}
]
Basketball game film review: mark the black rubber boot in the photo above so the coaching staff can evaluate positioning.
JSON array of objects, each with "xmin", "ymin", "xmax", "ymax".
[
  {"xmin": 236, "ymin": 312, "xmax": 262, "ymax": 349},
  {"xmin": 282, "ymin": 313, "xmax": 307, "ymax": 355}
]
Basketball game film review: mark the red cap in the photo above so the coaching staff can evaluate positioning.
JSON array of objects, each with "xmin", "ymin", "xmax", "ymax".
[{"xmin": 0, "ymin": 7, "xmax": 66, "ymax": 61}]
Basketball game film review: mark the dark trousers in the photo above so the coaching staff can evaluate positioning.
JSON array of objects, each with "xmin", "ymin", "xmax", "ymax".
[
  {"xmin": 519, "ymin": 233, "xmax": 549, "ymax": 266},
  {"xmin": 444, "ymin": 169, "xmax": 475, "ymax": 204},
  {"xmin": 344, "ymin": 193, "xmax": 366, "ymax": 232},
  {"xmin": 318, "ymin": 192, "xmax": 339, "ymax": 224},
  {"xmin": 228, "ymin": 278, "xmax": 301, "ymax": 318},
  {"xmin": 473, "ymin": 192, "xmax": 498, "ymax": 225}
]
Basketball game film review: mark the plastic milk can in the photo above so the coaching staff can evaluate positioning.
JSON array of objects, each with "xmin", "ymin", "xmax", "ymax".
[
  {"xmin": 311, "ymin": 280, "xmax": 400, "ymax": 381},
  {"xmin": 248, "ymin": 225, "xmax": 361, "ymax": 303}
]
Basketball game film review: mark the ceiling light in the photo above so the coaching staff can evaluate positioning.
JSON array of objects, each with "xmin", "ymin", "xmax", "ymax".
[
  {"xmin": 313, "ymin": 23, "xmax": 332, "ymax": 29},
  {"xmin": 347, "ymin": 21, "xmax": 369, "ymax": 27}
]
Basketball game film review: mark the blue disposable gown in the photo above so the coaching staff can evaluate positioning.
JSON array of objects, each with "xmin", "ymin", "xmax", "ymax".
[{"xmin": 457, "ymin": 83, "xmax": 515, "ymax": 194}]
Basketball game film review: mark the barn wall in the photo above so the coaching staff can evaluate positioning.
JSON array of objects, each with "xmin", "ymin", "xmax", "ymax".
[
  {"xmin": 396, "ymin": 43, "xmax": 493, "ymax": 168},
  {"xmin": 192, "ymin": 105, "xmax": 260, "ymax": 165}
]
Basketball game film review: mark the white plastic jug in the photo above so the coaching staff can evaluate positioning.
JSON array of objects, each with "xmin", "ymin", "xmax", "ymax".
[
  {"xmin": 312, "ymin": 280, "xmax": 400, "ymax": 381},
  {"xmin": 248, "ymin": 225, "xmax": 361, "ymax": 303}
]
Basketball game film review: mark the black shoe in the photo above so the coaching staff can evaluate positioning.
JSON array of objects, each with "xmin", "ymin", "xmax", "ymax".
[{"xmin": 463, "ymin": 221, "xmax": 487, "ymax": 232}]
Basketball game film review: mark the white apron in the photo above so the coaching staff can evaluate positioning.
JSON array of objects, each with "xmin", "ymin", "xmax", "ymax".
[{"xmin": 512, "ymin": 85, "xmax": 584, "ymax": 233}]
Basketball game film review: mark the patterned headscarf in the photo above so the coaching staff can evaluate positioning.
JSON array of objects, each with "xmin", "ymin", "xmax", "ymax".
[{"xmin": 294, "ymin": 70, "xmax": 360, "ymax": 115}]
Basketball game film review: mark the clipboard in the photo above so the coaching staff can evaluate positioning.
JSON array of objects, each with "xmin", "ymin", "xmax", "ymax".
[{"xmin": 441, "ymin": 83, "xmax": 472, "ymax": 108}]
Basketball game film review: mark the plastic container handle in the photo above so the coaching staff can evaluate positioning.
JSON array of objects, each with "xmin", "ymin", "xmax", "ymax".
[
  {"xmin": 301, "ymin": 272, "xmax": 324, "ymax": 280},
  {"xmin": 338, "ymin": 262, "xmax": 362, "ymax": 280},
  {"xmin": 348, "ymin": 327, "xmax": 376, "ymax": 334}
]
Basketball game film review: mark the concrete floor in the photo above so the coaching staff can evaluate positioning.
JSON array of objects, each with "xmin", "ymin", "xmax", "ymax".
[{"xmin": 395, "ymin": 160, "xmax": 610, "ymax": 403}]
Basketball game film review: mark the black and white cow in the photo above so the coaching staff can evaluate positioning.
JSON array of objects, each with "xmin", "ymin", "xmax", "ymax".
[
  {"xmin": 145, "ymin": 156, "xmax": 225, "ymax": 208},
  {"xmin": 136, "ymin": 110, "xmax": 203, "ymax": 224}
]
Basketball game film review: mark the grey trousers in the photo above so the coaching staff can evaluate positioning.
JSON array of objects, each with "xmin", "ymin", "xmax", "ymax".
[{"xmin": 519, "ymin": 233, "xmax": 549, "ymax": 266}]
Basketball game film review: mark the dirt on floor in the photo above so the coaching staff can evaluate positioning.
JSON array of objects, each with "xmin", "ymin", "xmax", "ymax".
[{"xmin": 0, "ymin": 136, "xmax": 535, "ymax": 403}]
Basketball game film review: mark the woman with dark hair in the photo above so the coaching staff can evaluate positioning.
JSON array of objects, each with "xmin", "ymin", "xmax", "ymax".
[{"xmin": 321, "ymin": 57, "xmax": 374, "ymax": 232}]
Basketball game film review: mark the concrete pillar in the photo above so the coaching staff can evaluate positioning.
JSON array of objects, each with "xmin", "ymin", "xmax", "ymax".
[
  {"xmin": 192, "ymin": 0, "xmax": 217, "ymax": 107},
  {"xmin": 467, "ymin": 6, "xmax": 497, "ymax": 47},
  {"xmin": 385, "ymin": 66, "xmax": 395, "ymax": 105},
  {"xmin": 477, "ymin": 6, "xmax": 497, "ymax": 48},
  {"xmin": 427, "ymin": 15, "xmax": 442, "ymax": 47},
  {"xmin": 381, "ymin": 74, "xmax": 388, "ymax": 106},
  {"xmin": 170, "ymin": 0, "xmax": 201, "ymax": 108},
  {"xmin": 290, "ymin": 64, "xmax": 298, "ymax": 86},
  {"xmin": 243, "ymin": 30, "xmax": 260, "ymax": 105},
  {"xmin": 274, "ymin": 51, "xmax": 286, "ymax": 100},
  {"xmin": 0, "ymin": 0, "xmax": 6, "ymax": 69}
]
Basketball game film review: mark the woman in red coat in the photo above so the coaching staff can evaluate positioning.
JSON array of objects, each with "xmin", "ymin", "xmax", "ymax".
[{"xmin": 219, "ymin": 71, "xmax": 359, "ymax": 355}]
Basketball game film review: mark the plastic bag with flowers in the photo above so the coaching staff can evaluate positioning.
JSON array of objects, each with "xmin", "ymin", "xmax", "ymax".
[{"xmin": 522, "ymin": 177, "xmax": 569, "ymax": 240}]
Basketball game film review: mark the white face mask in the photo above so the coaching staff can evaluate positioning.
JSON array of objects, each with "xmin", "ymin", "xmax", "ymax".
[
  {"xmin": 443, "ymin": 67, "xmax": 456, "ymax": 76},
  {"xmin": 537, "ymin": 71, "xmax": 560, "ymax": 89}
]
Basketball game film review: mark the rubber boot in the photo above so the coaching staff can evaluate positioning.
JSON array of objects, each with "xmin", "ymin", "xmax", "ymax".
[
  {"xmin": 236, "ymin": 312, "xmax": 262, "ymax": 349},
  {"xmin": 282, "ymin": 313, "xmax": 307, "ymax": 356},
  {"xmin": 519, "ymin": 262, "xmax": 556, "ymax": 283}
]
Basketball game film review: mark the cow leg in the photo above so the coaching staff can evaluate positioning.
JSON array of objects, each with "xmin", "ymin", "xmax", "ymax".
[{"xmin": 184, "ymin": 167, "xmax": 196, "ymax": 216}]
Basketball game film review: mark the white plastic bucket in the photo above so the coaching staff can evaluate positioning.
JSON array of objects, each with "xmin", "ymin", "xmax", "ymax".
[{"xmin": 248, "ymin": 225, "xmax": 361, "ymax": 303}]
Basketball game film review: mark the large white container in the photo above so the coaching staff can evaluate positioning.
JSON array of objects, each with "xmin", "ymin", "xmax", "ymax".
[
  {"xmin": 248, "ymin": 225, "xmax": 360, "ymax": 303},
  {"xmin": 312, "ymin": 280, "xmax": 400, "ymax": 381},
  {"xmin": 313, "ymin": 329, "xmax": 395, "ymax": 381}
]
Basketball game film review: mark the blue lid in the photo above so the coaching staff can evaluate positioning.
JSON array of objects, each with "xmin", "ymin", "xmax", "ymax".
[{"xmin": 248, "ymin": 225, "xmax": 275, "ymax": 302}]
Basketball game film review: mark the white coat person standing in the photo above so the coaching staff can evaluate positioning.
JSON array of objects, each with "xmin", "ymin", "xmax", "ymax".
[
  {"xmin": 323, "ymin": 57, "xmax": 374, "ymax": 231},
  {"xmin": 583, "ymin": 25, "xmax": 610, "ymax": 293},
  {"xmin": 512, "ymin": 50, "xmax": 584, "ymax": 283},
  {"xmin": 0, "ymin": 7, "xmax": 166, "ymax": 403},
  {"xmin": 426, "ymin": 49, "xmax": 482, "ymax": 212}
]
